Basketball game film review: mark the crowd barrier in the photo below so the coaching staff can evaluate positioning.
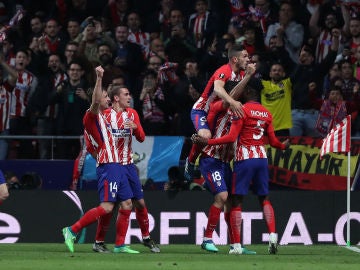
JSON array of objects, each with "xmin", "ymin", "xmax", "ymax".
[{"xmin": 0, "ymin": 190, "xmax": 359, "ymax": 245}]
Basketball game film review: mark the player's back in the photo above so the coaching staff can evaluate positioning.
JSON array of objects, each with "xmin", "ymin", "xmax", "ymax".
[{"xmin": 239, "ymin": 101, "xmax": 273, "ymax": 147}]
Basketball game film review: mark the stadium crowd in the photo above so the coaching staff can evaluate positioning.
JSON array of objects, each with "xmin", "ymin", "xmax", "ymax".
[{"xmin": 0, "ymin": 0, "xmax": 359, "ymax": 161}]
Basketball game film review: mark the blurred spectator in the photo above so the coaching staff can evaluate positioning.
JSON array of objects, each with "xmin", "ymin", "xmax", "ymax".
[
  {"xmin": 139, "ymin": 69, "xmax": 169, "ymax": 135},
  {"xmin": 4, "ymin": 170, "xmax": 21, "ymax": 190},
  {"xmin": 127, "ymin": 11, "xmax": 151, "ymax": 58},
  {"xmin": 113, "ymin": 23, "xmax": 146, "ymax": 90},
  {"xmin": 164, "ymin": 23, "xmax": 196, "ymax": 65},
  {"xmin": 309, "ymin": 6, "xmax": 346, "ymax": 64},
  {"xmin": 172, "ymin": 58, "xmax": 204, "ymax": 136},
  {"xmin": 322, "ymin": 62, "xmax": 341, "ymax": 97},
  {"xmin": 336, "ymin": 59, "xmax": 360, "ymax": 101},
  {"xmin": 250, "ymin": 0, "xmax": 279, "ymax": 35},
  {"xmin": 42, "ymin": 18, "xmax": 66, "ymax": 55},
  {"xmin": 20, "ymin": 172, "xmax": 42, "ymax": 189},
  {"xmin": 9, "ymin": 49, "xmax": 38, "ymax": 159},
  {"xmin": 241, "ymin": 22, "xmax": 266, "ymax": 56},
  {"xmin": 265, "ymin": 1, "xmax": 304, "ymax": 64},
  {"xmin": 161, "ymin": 8, "xmax": 185, "ymax": 41},
  {"xmin": 51, "ymin": 60, "xmax": 90, "ymax": 159},
  {"xmin": 0, "ymin": 54, "xmax": 16, "ymax": 159},
  {"xmin": 101, "ymin": 0, "xmax": 130, "ymax": 29},
  {"xmin": 261, "ymin": 62, "xmax": 292, "ymax": 136},
  {"xmin": 97, "ymin": 42, "xmax": 123, "ymax": 87},
  {"xmin": 63, "ymin": 41, "xmax": 79, "ymax": 66},
  {"xmin": 187, "ymin": 0, "xmax": 216, "ymax": 60},
  {"xmin": 28, "ymin": 53, "xmax": 68, "ymax": 159},
  {"xmin": 65, "ymin": 17, "xmax": 81, "ymax": 42},
  {"xmin": 74, "ymin": 17, "xmax": 115, "ymax": 66},
  {"xmin": 27, "ymin": 14, "xmax": 45, "ymax": 43},
  {"xmin": 147, "ymin": 55, "xmax": 164, "ymax": 73},
  {"xmin": 200, "ymin": 33, "xmax": 235, "ymax": 78},
  {"xmin": 311, "ymin": 84, "xmax": 360, "ymax": 138},
  {"xmin": 1, "ymin": 36, "xmax": 16, "ymax": 66},
  {"xmin": 145, "ymin": 0, "xmax": 175, "ymax": 37},
  {"xmin": 354, "ymin": 45, "xmax": 360, "ymax": 80},
  {"xmin": 286, "ymin": 29, "xmax": 340, "ymax": 137},
  {"xmin": 149, "ymin": 38, "xmax": 166, "ymax": 62},
  {"xmin": 164, "ymin": 166, "xmax": 189, "ymax": 191}
]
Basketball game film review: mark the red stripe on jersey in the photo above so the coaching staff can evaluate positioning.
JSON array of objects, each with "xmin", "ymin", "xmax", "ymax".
[{"xmin": 104, "ymin": 180, "xmax": 109, "ymax": 201}]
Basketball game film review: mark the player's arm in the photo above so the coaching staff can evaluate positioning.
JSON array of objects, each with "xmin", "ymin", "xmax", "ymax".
[
  {"xmin": 266, "ymin": 122, "xmax": 290, "ymax": 150},
  {"xmin": 89, "ymin": 66, "xmax": 104, "ymax": 114},
  {"xmin": 192, "ymin": 118, "xmax": 242, "ymax": 146},
  {"xmin": 229, "ymin": 63, "xmax": 256, "ymax": 101},
  {"xmin": 214, "ymin": 79, "xmax": 243, "ymax": 117},
  {"xmin": 130, "ymin": 110, "xmax": 146, "ymax": 142}
]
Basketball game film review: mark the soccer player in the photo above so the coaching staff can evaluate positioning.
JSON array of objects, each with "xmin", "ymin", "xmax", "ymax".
[
  {"xmin": 92, "ymin": 83, "xmax": 160, "ymax": 253},
  {"xmin": 185, "ymin": 44, "xmax": 253, "ymax": 181},
  {"xmin": 199, "ymin": 65, "xmax": 256, "ymax": 254},
  {"xmin": 0, "ymin": 169, "xmax": 9, "ymax": 206},
  {"xmin": 192, "ymin": 78, "xmax": 289, "ymax": 254},
  {"xmin": 62, "ymin": 66, "xmax": 138, "ymax": 254}
]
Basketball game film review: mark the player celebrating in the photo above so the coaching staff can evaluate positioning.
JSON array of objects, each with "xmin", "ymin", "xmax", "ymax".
[
  {"xmin": 92, "ymin": 83, "xmax": 160, "ymax": 253},
  {"xmin": 62, "ymin": 66, "xmax": 138, "ymax": 254},
  {"xmin": 199, "ymin": 65, "xmax": 256, "ymax": 254},
  {"xmin": 193, "ymin": 79, "xmax": 289, "ymax": 254},
  {"xmin": 185, "ymin": 44, "xmax": 253, "ymax": 181}
]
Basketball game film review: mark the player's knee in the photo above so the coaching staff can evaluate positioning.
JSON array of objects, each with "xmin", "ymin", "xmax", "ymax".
[
  {"xmin": 0, "ymin": 184, "xmax": 9, "ymax": 201},
  {"xmin": 121, "ymin": 199, "xmax": 133, "ymax": 210},
  {"xmin": 100, "ymin": 202, "xmax": 115, "ymax": 213},
  {"xmin": 198, "ymin": 129, "xmax": 211, "ymax": 139},
  {"xmin": 0, "ymin": 191, "xmax": 9, "ymax": 201}
]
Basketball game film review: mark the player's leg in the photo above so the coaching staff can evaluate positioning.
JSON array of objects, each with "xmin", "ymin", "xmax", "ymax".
[
  {"xmin": 63, "ymin": 201, "xmax": 114, "ymax": 253},
  {"xmin": 114, "ymin": 199, "xmax": 139, "ymax": 253},
  {"xmin": 185, "ymin": 110, "xmax": 211, "ymax": 181},
  {"xmin": 200, "ymin": 157, "xmax": 229, "ymax": 252},
  {"xmin": 229, "ymin": 160, "xmax": 256, "ymax": 255},
  {"xmin": 254, "ymin": 159, "xmax": 278, "ymax": 254},
  {"xmin": 92, "ymin": 209, "xmax": 113, "ymax": 253},
  {"xmin": 127, "ymin": 164, "xmax": 160, "ymax": 253},
  {"xmin": 113, "ymin": 165, "xmax": 139, "ymax": 254}
]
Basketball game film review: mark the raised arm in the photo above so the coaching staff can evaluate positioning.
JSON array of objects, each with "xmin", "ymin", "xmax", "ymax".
[{"xmin": 89, "ymin": 66, "xmax": 104, "ymax": 114}]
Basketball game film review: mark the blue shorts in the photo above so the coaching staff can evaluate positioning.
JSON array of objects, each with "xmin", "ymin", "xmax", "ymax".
[
  {"xmin": 199, "ymin": 156, "xmax": 232, "ymax": 195},
  {"xmin": 124, "ymin": 164, "xmax": 144, "ymax": 200},
  {"xmin": 0, "ymin": 170, "xmax": 5, "ymax": 184},
  {"xmin": 191, "ymin": 109, "xmax": 209, "ymax": 131},
  {"xmin": 232, "ymin": 158, "xmax": 269, "ymax": 196},
  {"xmin": 97, "ymin": 163, "xmax": 133, "ymax": 202}
]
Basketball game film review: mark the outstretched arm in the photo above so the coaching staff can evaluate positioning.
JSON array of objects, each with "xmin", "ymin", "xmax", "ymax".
[{"xmin": 89, "ymin": 66, "xmax": 104, "ymax": 114}]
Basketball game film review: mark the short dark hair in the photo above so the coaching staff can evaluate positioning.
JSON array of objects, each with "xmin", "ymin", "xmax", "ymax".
[{"xmin": 228, "ymin": 44, "xmax": 246, "ymax": 58}]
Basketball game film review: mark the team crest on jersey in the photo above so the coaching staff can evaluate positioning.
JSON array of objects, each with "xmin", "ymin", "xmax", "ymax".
[
  {"xmin": 111, "ymin": 192, "xmax": 116, "ymax": 198},
  {"xmin": 219, "ymin": 73, "xmax": 225, "ymax": 79}
]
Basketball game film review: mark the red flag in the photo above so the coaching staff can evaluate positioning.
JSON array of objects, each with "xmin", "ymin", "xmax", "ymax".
[{"xmin": 320, "ymin": 115, "xmax": 351, "ymax": 159}]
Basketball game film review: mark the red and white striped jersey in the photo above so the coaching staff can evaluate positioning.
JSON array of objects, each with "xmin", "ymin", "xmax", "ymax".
[
  {"xmin": 208, "ymin": 101, "xmax": 285, "ymax": 161},
  {"xmin": 128, "ymin": 31, "xmax": 150, "ymax": 58},
  {"xmin": 0, "ymin": 82, "xmax": 12, "ymax": 132},
  {"xmin": 202, "ymin": 101, "xmax": 234, "ymax": 162},
  {"xmin": 315, "ymin": 30, "xmax": 332, "ymax": 64},
  {"xmin": 10, "ymin": 70, "xmax": 37, "ymax": 117},
  {"xmin": 83, "ymin": 107, "xmax": 145, "ymax": 165},
  {"xmin": 192, "ymin": 64, "xmax": 244, "ymax": 112},
  {"xmin": 44, "ymin": 72, "xmax": 67, "ymax": 119}
]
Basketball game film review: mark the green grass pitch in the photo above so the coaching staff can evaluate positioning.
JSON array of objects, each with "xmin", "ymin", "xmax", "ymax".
[{"xmin": 0, "ymin": 244, "xmax": 359, "ymax": 270}]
